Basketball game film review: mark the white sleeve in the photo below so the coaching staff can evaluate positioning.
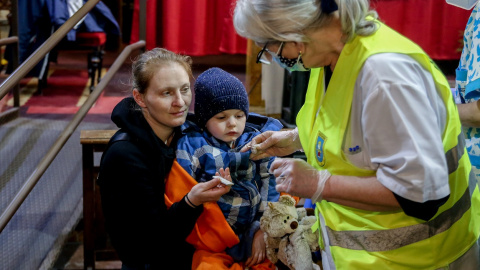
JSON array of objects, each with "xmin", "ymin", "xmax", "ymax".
[{"xmin": 353, "ymin": 53, "xmax": 450, "ymax": 202}]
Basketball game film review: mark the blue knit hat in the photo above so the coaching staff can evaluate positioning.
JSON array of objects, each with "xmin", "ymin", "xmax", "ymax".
[{"xmin": 194, "ymin": 67, "xmax": 249, "ymax": 127}]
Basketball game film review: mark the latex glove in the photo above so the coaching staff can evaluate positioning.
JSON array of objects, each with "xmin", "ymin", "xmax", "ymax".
[
  {"xmin": 241, "ymin": 128, "xmax": 302, "ymax": 160},
  {"xmin": 270, "ymin": 158, "xmax": 331, "ymax": 202}
]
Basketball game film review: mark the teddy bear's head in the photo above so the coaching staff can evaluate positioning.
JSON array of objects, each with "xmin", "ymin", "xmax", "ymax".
[{"xmin": 260, "ymin": 195, "xmax": 299, "ymax": 238}]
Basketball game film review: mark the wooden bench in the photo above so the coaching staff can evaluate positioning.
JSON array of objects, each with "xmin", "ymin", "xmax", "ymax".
[{"xmin": 80, "ymin": 129, "xmax": 118, "ymax": 270}]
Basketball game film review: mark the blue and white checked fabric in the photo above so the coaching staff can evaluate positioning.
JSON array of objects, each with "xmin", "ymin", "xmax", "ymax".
[{"xmin": 176, "ymin": 113, "xmax": 283, "ymax": 232}]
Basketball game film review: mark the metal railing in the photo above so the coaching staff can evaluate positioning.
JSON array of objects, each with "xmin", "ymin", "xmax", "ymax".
[
  {"xmin": 0, "ymin": 0, "xmax": 147, "ymax": 233},
  {"xmin": 0, "ymin": 0, "xmax": 101, "ymax": 100},
  {"xmin": 0, "ymin": 40, "xmax": 145, "ymax": 233},
  {"xmin": 0, "ymin": 36, "xmax": 19, "ymax": 47}
]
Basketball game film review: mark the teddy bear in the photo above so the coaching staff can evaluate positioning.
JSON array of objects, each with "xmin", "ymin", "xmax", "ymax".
[{"xmin": 260, "ymin": 195, "xmax": 320, "ymax": 270}]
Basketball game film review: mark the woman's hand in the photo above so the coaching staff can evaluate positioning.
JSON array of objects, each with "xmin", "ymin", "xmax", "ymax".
[
  {"xmin": 187, "ymin": 168, "xmax": 231, "ymax": 206},
  {"xmin": 240, "ymin": 128, "xmax": 302, "ymax": 160},
  {"xmin": 245, "ymin": 229, "xmax": 266, "ymax": 267},
  {"xmin": 270, "ymin": 158, "xmax": 330, "ymax": 202}
]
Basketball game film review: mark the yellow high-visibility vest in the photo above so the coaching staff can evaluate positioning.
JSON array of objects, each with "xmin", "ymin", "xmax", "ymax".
[{"xmin": 297, "ymin": 21, "xmax": 480, "ymax": 269}]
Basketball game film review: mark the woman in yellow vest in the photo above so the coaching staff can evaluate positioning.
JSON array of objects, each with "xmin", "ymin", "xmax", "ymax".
[{"xmin": 233, "ymin": 0, "xmax": 480, "ymax": 269}]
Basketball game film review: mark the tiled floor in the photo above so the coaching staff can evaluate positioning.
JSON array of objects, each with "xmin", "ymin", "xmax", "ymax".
[
  {"xmin": 50, "ymin": 220, "xmax": 121, "ymax": 270},
  {"xmin": 59, "ymin": 248, "xmax": 122, "ymax": 270},
  {"xmin": 53, "ymin": 244, "xmax": 122, "ymax": 270}
]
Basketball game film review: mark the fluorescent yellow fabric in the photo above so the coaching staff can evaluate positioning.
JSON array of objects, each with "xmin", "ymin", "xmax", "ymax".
[{"xmin": 297, "ymin": 21, "xmax": 480, "ymax": 269}]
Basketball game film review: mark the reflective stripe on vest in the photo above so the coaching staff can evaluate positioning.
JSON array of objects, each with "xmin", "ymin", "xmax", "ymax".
[
  {"xmin": 446, "ymin": 132, "xmax": 466, "ymax": 174},
  {"xmin": 327, "ymin": 169, "xmax": 477, "ymax": 252}
]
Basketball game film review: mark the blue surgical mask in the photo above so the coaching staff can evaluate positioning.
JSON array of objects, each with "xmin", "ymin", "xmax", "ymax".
[{"xmin": 273, "ymin": 54, "xmax": 310, "ymax": 73}]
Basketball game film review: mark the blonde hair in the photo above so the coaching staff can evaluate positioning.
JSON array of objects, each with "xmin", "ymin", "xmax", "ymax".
[{"xmin": 131, "ymin": 48, "xmax": 193, "ymax": 94}]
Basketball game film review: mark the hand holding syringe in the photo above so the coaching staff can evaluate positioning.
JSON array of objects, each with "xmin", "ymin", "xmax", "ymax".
[{"xmin": 240, "ymin": 128, "xmax": 303, "ymax": 160}]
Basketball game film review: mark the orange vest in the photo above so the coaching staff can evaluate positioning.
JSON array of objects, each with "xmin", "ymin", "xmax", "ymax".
[{"xmin": 164, "ymin": 160, "xmax": 240, "ymax": 252}]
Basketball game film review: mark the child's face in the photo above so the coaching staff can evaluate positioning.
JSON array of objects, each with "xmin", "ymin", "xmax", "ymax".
[{"xmin": 205, "ymin": 109, "xmax": 247, "ymax": 144}]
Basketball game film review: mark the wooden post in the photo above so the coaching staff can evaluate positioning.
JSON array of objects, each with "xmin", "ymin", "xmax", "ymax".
[
  {"xmin": 245, "ymin": 39, "xmax": 264, "ymax": 109},
  {"xmin": 81, "ymin": 129, "xmax": 118, "ymax": 270}
]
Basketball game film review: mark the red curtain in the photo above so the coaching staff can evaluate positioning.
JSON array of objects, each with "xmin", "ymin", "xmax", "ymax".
[
  {"xmin": 130, "ymin": 0, "xmax": 159, "ymax": 52},
  {"xmin": 131, "ymin": 0, "xmax": 471, "ymax": 60},
  {"xmin": 371, "ymin": 0, "xmax": 471, "ymax": 60},
  {"xmin": 130, "ymin": 0, "xmax": 247, "ymax": 55}
]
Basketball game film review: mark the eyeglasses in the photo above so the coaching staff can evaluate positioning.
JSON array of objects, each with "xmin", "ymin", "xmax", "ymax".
[{"xmin": 256, "ymin": 42, "xmax": 284, "ymax": 65}]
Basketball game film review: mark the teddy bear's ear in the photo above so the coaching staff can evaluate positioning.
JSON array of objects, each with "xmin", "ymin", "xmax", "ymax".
[{"xmin": 278, "ymin": 195, "xmax": 296, "ymax": 206}]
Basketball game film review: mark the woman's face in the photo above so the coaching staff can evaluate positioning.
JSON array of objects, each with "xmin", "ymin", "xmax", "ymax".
[{"xmin": 134, "ymin": 63, "xmax": 192, "ymax": 137}]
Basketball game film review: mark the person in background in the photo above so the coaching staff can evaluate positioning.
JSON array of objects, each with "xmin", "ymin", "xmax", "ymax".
[
  {"xmin": 448, "ymin": 0, "xmax": 480, "ymax": 189},
  {"xmin": 233, "ymin": 0, "xmax": 480, "ymax": 269},
  {"xmin": 97, "ymin": 48, "xmax": 231, "ymax": 270},
  {"xmin": 176, "ymin": 67, "xmax": 283, "ymax": 269}
]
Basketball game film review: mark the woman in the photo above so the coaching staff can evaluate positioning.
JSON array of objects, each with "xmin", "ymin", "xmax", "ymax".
[
  {"xmin": 97, "ymin": 48, "xmax": 231, "ymax": 270},
  {"xmin": 234, "ymin": 0, "xmax": 480, "ymax": 269}
]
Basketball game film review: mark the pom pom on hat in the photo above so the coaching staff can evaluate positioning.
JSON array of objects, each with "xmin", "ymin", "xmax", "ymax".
[{"xmin": 194, "ymin": 67, "xmax": 249, "ymax": 127}]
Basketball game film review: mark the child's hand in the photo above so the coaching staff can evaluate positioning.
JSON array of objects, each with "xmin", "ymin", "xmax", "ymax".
[
  {"xmin": 245, "ymin": 228, "xmax": 266, "ymax": 267},
  {"xmin": 188, "ymin": 177, "xmax": 231, "ymax": 207},
  {"xmin": 214, "ymin": 167, "xmax": 233, "ymax": 187}
]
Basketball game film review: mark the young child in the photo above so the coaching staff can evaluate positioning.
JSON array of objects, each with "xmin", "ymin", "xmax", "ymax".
[{"xmin": 176, "ymin": 67, "xmax": 283, "ymax": 268}]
